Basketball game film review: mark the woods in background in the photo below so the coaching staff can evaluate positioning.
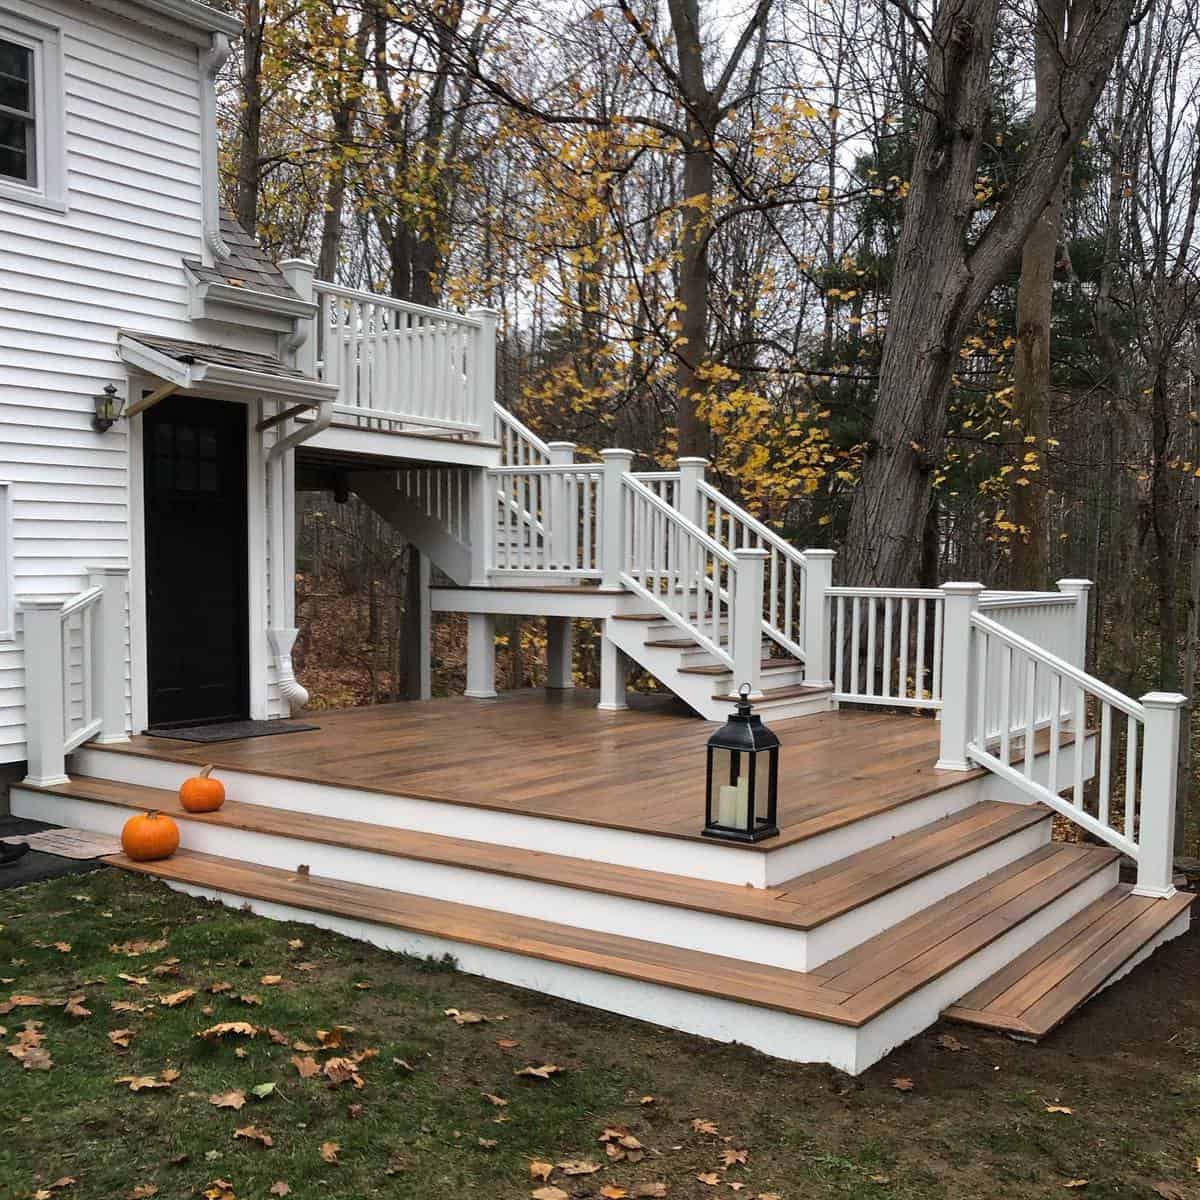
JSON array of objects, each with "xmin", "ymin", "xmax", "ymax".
[{"xmin": 222, "ymin": 0, "xmax": 1200, "ymax": 846}]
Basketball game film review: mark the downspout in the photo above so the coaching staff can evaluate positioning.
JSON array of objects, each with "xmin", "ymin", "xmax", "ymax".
[
  {"xmin": 200, "ymin": 33, "xmax": 232, "ymax": 264},
  {"xmin": 266, "ymin": 400, "xmax": 334, "ymax": 710}
]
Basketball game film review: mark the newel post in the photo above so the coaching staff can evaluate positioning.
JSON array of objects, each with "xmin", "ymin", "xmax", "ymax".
[
  {"xmin": 1056, "ymin": 578, "xmax": 1092, "ymax": 671},
  {"xmin": 547, "ymin": 442, "xmax": 576, "ymax": 570},
  {"xmin": 675, "ymin": 456, "xmax": 708, "ymax": 527},
  {"xmin": 20, "ymin": 597, "xmax": 68, "ymax": 787},
  {"xmin": 936, "ymin": 582, "xmax": 985, "ymax": 771},
  {"xmin": 278, "ymin": 259, "xmax": 317, "ymax": 376},
  {"xmin": 467, "ymin": 307, "xmax": 499, "ymax": 437},
  {"xmin": 733, "ymin": 548, "xmax": 768, "ymax": 699},
  {"xmin": 1134, "ymin": 691, "xmax": 1187, "ymax": 898},
  {"xmin": 800, "ymin": 549, "xmax": 835, "ymax": 687},
  {"xmin": 599, "ymin": 449, "xmax": 634, "ymax": 589},
  {"xmin": 89, "ymin": 566, "xmax": 130, "ymax": 744}
]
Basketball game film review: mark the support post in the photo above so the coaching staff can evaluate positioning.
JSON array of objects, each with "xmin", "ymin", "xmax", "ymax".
[
  {"xmin": 88, "ymin": 566, "xmax": 130, "ymax": 743},
  {"xmin": 675, "ymin": 456, "xmax": 708, "ymax": 527},
  {"xmin": 733, "ymin": 548, "xmax": 768, "ymax": 699},
  {"xmin": 1056, "ymin": 578, "xmax": 1092, "ymax": 671},
  {"xmin": 1134, "ymin": 691, "xmax": 1187, "ymax": 898},
  {"xmin": 547, "ymin": 616, "xmax": 574, "ymax": 690},
  {"xmin": 800, "ymin": 549, "xmax": 835, "ymax": 687},
  {"xmin": 278, "ymin": 259, "xmax": 317, "ymax": 376},
  {"xmin": 466, "ymin": 307, "xmax": 499, "ymax": 436},
  {"xmin": 402, "ymin": 547, "xmax": 432, "ymax": 701},
  {"xmin": 547, "ymin": 442, "xmax": 576, "ymax": 570},
  {"xmin": 468, "ymin": 467, "xmax": 494, "ymax": 586},
  {"xmin": 935, "ymin": 582, "xmax": 985, "ymax": 771},
  {"xmin": 465, "ymin": 612, "xmax": 497, "ymax": 699},
  {"xmin": 20, "ymin": 598, "xmax": 68, "ymax": 786},
  {"xmin": 598, "ymin": 627, "xmax": 628, "ymax": 711},
  {"xmin": 599, "ymin": 449, "xmax": 634, "ymax": 589}
]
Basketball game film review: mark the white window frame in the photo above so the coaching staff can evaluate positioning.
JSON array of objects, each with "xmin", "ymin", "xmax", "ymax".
[{"xmin": 0, "ymin": 9, "xmax": 65, "ymax": 213}]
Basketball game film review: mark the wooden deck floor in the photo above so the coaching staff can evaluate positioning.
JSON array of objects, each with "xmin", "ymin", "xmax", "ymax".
[{"xmin": 99, "ymin": 690, "xmax": 962, "ymax": 848}]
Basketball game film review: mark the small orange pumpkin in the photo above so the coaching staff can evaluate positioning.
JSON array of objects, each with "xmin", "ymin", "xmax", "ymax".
[
  {"xmin": 179, "ymin": 764, "xmax": 225, "ymax": 813},
  {"xmin": 121, "ymin": 810, "xmax": 180, "ymax": 861}
]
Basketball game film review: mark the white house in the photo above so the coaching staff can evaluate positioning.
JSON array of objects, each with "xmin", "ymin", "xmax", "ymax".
[{"xmin": 0, "ymin": 0, "xmax": 1192, "ymax": 1075}]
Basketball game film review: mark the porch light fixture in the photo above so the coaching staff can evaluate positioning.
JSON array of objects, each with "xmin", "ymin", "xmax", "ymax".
[
  {"xmin": 703, "ymin": 684, "xmax": 780, "ymax": 842},
  {"xmin": 92, "ymin": 384, "xmax": 125, "ymax": 432}
]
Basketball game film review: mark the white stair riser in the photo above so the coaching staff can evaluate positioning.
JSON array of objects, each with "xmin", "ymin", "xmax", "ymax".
[
  {"xmin": 13, "ymin": 786, "xmax": 1054, "ymax": 973},
  {"xmin": 147, "ymin": 858, "xmax": 1121, "ymax": 1075}
]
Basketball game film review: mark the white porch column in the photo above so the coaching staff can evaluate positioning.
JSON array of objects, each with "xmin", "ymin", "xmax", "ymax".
[
  {"xmin": 1056, "ymin": 578, "xmax": 1092, "ymax": 671},
  {"xmin": 676, "ymin": 456, "xmax": 708, "ymax": 527},
  {"xmin": 468, "ymin": 467, "xmax": 494, "ymax": 586},
  {"xmin": 405, "ymin": 547, "xmax": 432, "ymax": 701},
  {"xmin": 20, "ymin": 598, "xmax": 69, "ymax": 786},
  {"xmin": 547, "ymin": 442, "xmax": 576, "ymax": 570},
  {"xmin": 935, "ymin": 582, "xmax": 985, "ymax": 771},
  {"xmin": 278, "ymin": 259, "xmax": 317, "ymax": 375},
  {"xmin": 547, "ymin": 616, "xmax": 574, "ymax": 690},
  {"xmin": 599, "ymin": 449, "xmax": 634, "ymax": 589},
  {"xmin": 88, "ymin": 565, "xmax": 130, "ymax": 744},
  {"xmin": 466, "ymin": 307, "xmax": 499, "ymax": 436},
  {"xmin": 465, "ymin": 612, "xmax": 497, "ymax": 699},
  {"xmin": 598, "ymin": 627, "xmax": 628, "ymax": 711},
  {"xmin": 800, "ymin": 549, "xmax": 835, "ymax": 687},
  {"xmin": 732, "ymin": 548, "xmax": 768, "ymax": 699},
  {"xmin": 1134, "ymin": 691, "xmax": 1187, "ymax": 898}
]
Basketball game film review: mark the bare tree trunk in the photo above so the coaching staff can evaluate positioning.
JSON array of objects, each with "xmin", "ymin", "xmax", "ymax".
[{"xmin": 236, "ymin": 0, "xmax": 265, "ymax": 233}]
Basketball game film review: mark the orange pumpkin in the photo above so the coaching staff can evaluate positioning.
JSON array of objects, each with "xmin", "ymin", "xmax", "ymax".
[
  {"xmin": 121, "ymin": 811, "xmax": 180, "ymax": 862},
  {"xmin": 179, "ymin": 764, "xmax": 225, "ymax": 813}
]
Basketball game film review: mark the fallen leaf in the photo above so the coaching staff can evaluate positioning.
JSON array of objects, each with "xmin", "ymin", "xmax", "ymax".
[
  {"xmin": 251, "ymin": 1082, "xmax": 276, "ymax": 1100},
  {"xmin": 444, "ymin": 1008, "xmax": 487, "ymax": 1025},
  {"xmin": 936, "ymin": 1033, "xmax": 966, "ymax": 1052},
  {"xmin": 287, "ymin": 939, "xmax": 304, "ymax": 950},
  {"xmin": 160, "ymin": 1068, "xmax": 181, "ymax": 1083},
  {"xmin": 529, "ymin": 1161, "xmax": 554, "ymax": 1181},
  {"xmin": 63, "ymin": 993, "xmax": 91, "ymax": 1019},
  {"xmin": 196, "ymin": 1022, "xmax": 258, "ymax": 1040},
  {"xmin": 483, "ymin": 1092, "xmax": 508, "ymax": 1107},
  {"xmin": 267, "ymin": 1028, "xmax": 289, "ymax": 1045},
  {"xmin": 118, "ymin": 973, "xmax": 149, "ymax": 987},
  {"xmin": 531, "ymin": 1189, "xmax": 569, "ymax": 1200},
  {"xmin": 236, "ymin": 994, "xmax": 262, "ymax": 1007},
  {"xmin": 393, "ymin": 1057, "xmax": 414, "ymax": 1072},
  {"xmin": 210, "ymin": 1090, "xmax": 247, "ymax": 1110},
  {"xmin": 478, "ymin": 1137, "xmax": 498, "ymax": 1150},
  {"xmin": 633, "ymin": 1185, "xmax": 668, "ymax": 1198},
  {"xmin": 691, "ymin": 1118, "xmax": 719, "ymax": 1135},
  {"xmin": 110, "ymin": 938, "xmax": 167, "ymax": 957},
  {"xmin": 640, "ymin": 1095, "xmax": 656, "ymax": 1105},
  {"xmin": 496, "ymin": 1038, "xmax": 520, "ymax": 1049},
  {"xmin": 108, "ymin": 1029, "xmax": 135, "ymax": 1048},
  {"xmin": 515, "ymin": 1063, "xmax": 562, "ymax": 1079},
  {"xmin": 558, "ymin": 1160, "xmax": 602, "ymax": 1175},
  {"xmin": 1151, "ymin": 1185, "xmax": 1187, "ymax": 1200},
  {"xmin": 261, "ymin": 975, "xmax": 282, "ymax": 986},
  {"xmin": 322, "ymin": 1056, "xmax": 365, "ymax": 1089},
  {"xmin": 291, "ymin": 1053, "xmax": 319, "ymax": 1078},
  {"xmin": 891, "ymin": 1077, "xmax": 915, "ymax": 1092},
  {"xmin": 1063, "ymin": 1183, "xmax": 1088, "ymax": 1191},
  {"xmin": 0, "ymin": 994, "xmax": 44, "ymax": 1014},
  {"xmin": 234, "ymin": 1047, "xmax": 248, "ymax": 1060},
  {"xmin": 721, "ymin": 1149, "xmax": 749, "ymax": 1167},
  {"xmin": 348, "ymin": 1103, "xmax": 363, "ymax": 1119},
  {"xmin": 269, "ymin": 1183, "xmax": 291, "ymax": 1197},
  {"xmin": 111, "ymin": 1000, "xmax": 149, "ymax": 1014},
  {"xmin": 601, "ymin": 1188, "xmax": 629, "ymax": 1199},
  {"xmin": 870, "ymin": 1174, "xmax": 891, "ymax": 1184},
  {"xmin": 159, "ymin": 989, "xmax": 196, "ymax": 1008},
  {"xmin": 1045, "ymin": 1105, "xmax": 1073, "ymax": 1115},
  {"xmin": 320, "ymin": 1141, "xmax": 340, "ymax": 1164},
  {"xmin": 353, "ymin": 981, "xmax": 370, "ymax": 990},
  {"xmin": 129, "ymin": 1185, "xmax": 158, "ymax": 1198},
  {"xmin": 115, "ymin": 1073, "xmax": 173, "ymax": 1091},
  {"xmin": 697, "ymin": 1173, "xmax": 722, "ymax": 1185},
  {"xmin": 234, "ymin": 1124, "xmax": 274, "ymax": 1147}
]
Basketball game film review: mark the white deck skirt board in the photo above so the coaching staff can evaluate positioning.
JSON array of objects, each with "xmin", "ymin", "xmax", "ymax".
[
  {"xmin": 303, "ymin": 423, "xmax": 500, "ymax": 469},
  {"xmin": 12, "ymin": 785, "xmax": 1053, "ymax": 972},
  {"xmin": 431, "ymin": 586, "xmax": 646, "ymax": 619}
]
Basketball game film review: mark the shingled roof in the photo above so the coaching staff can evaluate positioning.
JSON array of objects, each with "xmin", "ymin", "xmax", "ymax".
[
  {"xmin": 183, "ymin": 210, "xmax": 300, "ymax": 300},
  {"xmin": 120, "ymin": 332, "xmax": 308, "ymax": 379}
]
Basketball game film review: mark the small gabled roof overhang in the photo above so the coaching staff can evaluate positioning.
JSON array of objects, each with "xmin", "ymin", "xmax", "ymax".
[
  {"xmin": 118, "ymin": 332, "xmax": 338, "ymax": 409},
  {"xmin": 87, "ymin": 0, "xmax": 242, "ymax": 42}
]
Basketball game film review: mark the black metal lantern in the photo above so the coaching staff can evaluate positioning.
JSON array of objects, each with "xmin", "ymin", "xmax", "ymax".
[
  {"xmin": 702, "ymin": 684, "xmax": 780, "ymax": 842},
  {"xmin": 92, "ymin": 384, "xmax": 125, "ymax": 432}
]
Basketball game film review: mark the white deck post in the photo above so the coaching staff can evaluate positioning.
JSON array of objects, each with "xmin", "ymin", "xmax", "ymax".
[
  {"xmin": 676, "ymin": 456, "xmax": 708, "ymax": 527},
  {"xmin": 599, "ymin": 449, "xmax": 634, "ymax": 589},
  {"xmin": 466, "ymin": 307, "xmax": 499, "ymax": 437},
  {"xmin": 546, "ymin": 616, "xmax": 574, "ymax": 689},
  {"xmin": 733, "ymin": 548, "xmax": 768, "ymax": 699},
  {"xmin": 89, "ymin": 565, "xmax": 130, "ymax": 743},
  {"xmin": 20, "ymin": 598, "xmax": 69, "ymax": 786},
  {"xmin": 1056, "ymin": 578, "xmax": 1092, "ymax": 670},
  {"xmin": 547, "ymin": 442, "xmax": 576, "ymax": 569},
  {"xmin": 405, "ymin": 548, "xmax": 432, "ymax": 701},
  {"xmin": 936, "ymin": 582, "xmax": 985, "ymax": 771},
  {"xmin": 278, "ymin": 259, "xmax": 317, "ymax": 375},
  {"xmin": 465, "ymin": 612, "xmax": 497, "ymax": 699},
  {"xmin": 1134, "ymin": 691, "xmax": 1187, "ymax": 898},
  {"xmin": 598, "ymin": 626, "xmax": 628, "ymax": 711},
  {"xmin": 801, "ymin": 549, "xmax": 835, "ymax": 687},
  {"xmin": 468, "ymin": 467, "xmax": 494, "ymax": 586}
]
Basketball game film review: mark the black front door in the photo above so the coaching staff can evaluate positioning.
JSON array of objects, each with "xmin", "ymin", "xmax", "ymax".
[{"xmin": 144, "ymin": 395, "xmax": 249, "ymax": 728}]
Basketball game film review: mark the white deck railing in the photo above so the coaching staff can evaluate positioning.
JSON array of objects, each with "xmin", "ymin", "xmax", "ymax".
[
  {"xmin": 490, "ymin": 463, "xmax": 604, "ymax": 576},
  {"xmin": 20, "ymin": 568, "xmax": 129, "ymax": 786},
  {"xmin": 315, "ymin": 283, "xmax": 495, "ymax": 437},
  {"xmin": 493, "ymin": 403, "xmax": 552, "ymax": 466}
]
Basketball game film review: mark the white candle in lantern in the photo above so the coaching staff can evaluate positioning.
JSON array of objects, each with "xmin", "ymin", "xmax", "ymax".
[{"xmin": 718, "ymin": 774, "xmax": 750, "ymax": 828}]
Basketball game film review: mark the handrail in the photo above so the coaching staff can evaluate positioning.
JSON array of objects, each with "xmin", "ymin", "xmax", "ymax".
[
  {"xmin": 60, "ymin": 585, "xmax": 103, "ymax": 619},
  {"xmin": 489, "ymin": 463, "xmax": 604, "ymax": 476},
  {"xmin": 313, "ymin": 280, "xmax": 483, "ymax": 327},
  {"xmin": 493, "ymin": 402, "xmax": 552, "ymax": 466}
]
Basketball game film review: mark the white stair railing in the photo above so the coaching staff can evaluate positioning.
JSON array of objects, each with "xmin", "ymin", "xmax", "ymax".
[
  {"xmin": 315, "ymin": 283, "xmax": 495, "ymax": 436},
  {"xmin": 20, "ymin": 567, "xmax": 129, "ymax": 787},
  {"xmin": 937, "ymin": 582, "xmax": 1185, "ymax": 899},
  {"xmin": 489, "ymin": 463, "xmax": 604, "ymax": 576},
  {"xmin": 493, "ymin": 402, "xmax": 552, "ymax": 466}
]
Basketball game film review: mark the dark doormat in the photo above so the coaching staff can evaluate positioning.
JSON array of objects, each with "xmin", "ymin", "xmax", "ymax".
[
  {"xmin": 145, "ymin": 719, "xmax": 319, "ymax": 744},
  {"xmin": 0, "ymin": 817, "xmax": 107, "ymax": 889}
]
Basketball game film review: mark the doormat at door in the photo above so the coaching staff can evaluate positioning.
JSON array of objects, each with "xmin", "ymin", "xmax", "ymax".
[
  {"xmin": 2, "ymin": 828, "xmax": 122, "ymax": 860},
  {"xmin": 145, "ymin": 720, "xmax": 320, "ymax": 744}
]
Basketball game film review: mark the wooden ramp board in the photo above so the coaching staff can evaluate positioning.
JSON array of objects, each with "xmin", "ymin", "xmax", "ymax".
[
  {"xmin": 32, "ymin": 776, "xmax": 1047, "ymax": 931},
  {"xmin": 943, "ymin": 886, "xmax": 1193, "ymax": 1039},
  {"xmin": 102, "ymin": 841, "xmax": 1117, "ymax": 1028}
]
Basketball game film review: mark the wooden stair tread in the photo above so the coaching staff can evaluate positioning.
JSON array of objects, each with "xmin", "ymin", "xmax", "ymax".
[
  {"xmin": 712, "ymin": 683, "xmax": 831, "ymax": 702},
  {"xmin": 103, "ymin": 841, "xmax": 1122, "ymax": 1026},
  {"xmin": 678, "ymin": 657, "xmax": 801, "ymax": 677},
  {"xmin": 943, "ymin": 886, "xmax": 1193, "ymax": 1039},
  {"xmin": 28, "ymin": 779, "xmax": 1047, "ymax": 932}
]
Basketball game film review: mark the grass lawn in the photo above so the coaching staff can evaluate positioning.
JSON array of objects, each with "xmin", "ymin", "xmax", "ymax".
[{"xmin": 1, "ymin": 867, "xmax": 1198, "ymax": 1200}]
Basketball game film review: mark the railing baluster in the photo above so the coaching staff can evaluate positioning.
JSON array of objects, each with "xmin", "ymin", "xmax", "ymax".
[
  {"xmin": 1023, "ymin": 659, "xmax": 1037, "ymax": 779},
  {"xmin": 850, "ymin": 597, "xmax": 861, "ymax": 697},
  {"xmin": 835, "ymin": 595, "xmax": 845, "ymax": 695},
  {"xmin": 1098, "ymin": 703, "xmax": 1112, "ymax": 826},
  {"xmin": 999, "ymin": 642, "xmax": 1012, "ymax": 766},
  {"xmin": 914, "ymin": 597, "xmax": 926, "ymax": 701},
  {"xmin": 898, "ymin": 597, "xmax": 910, "ymax": 701},
  {"xmin": 1048, "ymin": 673, "xmax": 1061, "ymax": 791},
  {"xmin": 1072, "ymin": 684, "xmax": 1086, "ymax": 807},
  {"xmin": 882, "ymin": 597, "xmax": 894, "ymax": 698},
  {"xmin": 1124, "ymin": 714, "xmax": 1139, "ymax": 841}
]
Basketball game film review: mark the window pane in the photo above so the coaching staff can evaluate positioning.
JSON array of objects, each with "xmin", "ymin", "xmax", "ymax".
[
  {"xmin": 0, "ymin": 40, "xmax": 31, "ymax": 115},
  {"xmin": 0, "ymin": 112, "xmax": 29, "ymax": 182}
]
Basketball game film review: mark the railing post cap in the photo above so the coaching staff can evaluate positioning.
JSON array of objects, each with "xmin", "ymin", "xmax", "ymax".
[
  {"xmin": 676, "ymin": 456, "xmax": 709, "ymax": 467},
  {"xmin": 941, "ymin": 581, "xmax": 986, "ymax": 595},
  {"xmin": 1139, "ymin": 691, "xmax": 1189, "ymax": 709},
  {"xmin": 18, "ymin": 596, "xmax": 67, "ymax": 610},
  {"xmin": 1056, "ymin": 578, "xmax": 1093, "ymax": 591},
  {"xmin": 546, "ymin": 441, "xmax": 577, "ymax": 451},
  {"xmin": 466, "ymin": 306, "xmax": 500, "ymax": 319},
  {"xmin": 278, "ymin": 257, "xmax": 316, "ymax": 273},
  {"xmin": 803, "ymin": 548, "xmax": 837, "ymax": 560},
  {"xmin": 599, "ymin": 448, "xmax": 635, "ymax": 461},
  {"xmin": 732, "ymin": 546, "xmax": 770, "ymax": 560}
]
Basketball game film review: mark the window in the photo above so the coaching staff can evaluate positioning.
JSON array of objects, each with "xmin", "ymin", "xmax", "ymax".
[{"xmin": 0, "ymin": 12, "xmax": 63, "ymax": 211}]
